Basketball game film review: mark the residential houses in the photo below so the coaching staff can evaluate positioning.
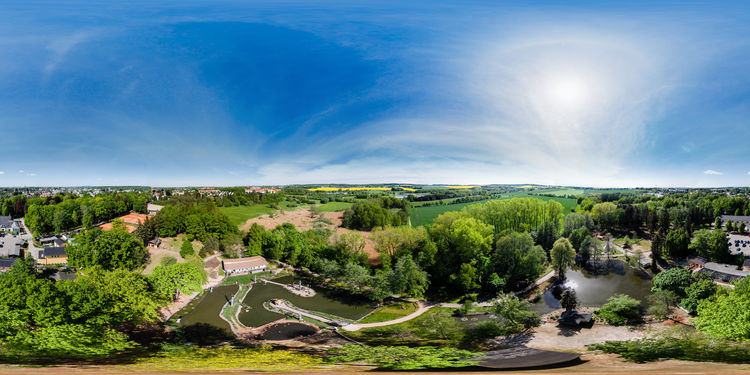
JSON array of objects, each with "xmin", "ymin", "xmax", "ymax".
[{"xmin": 38, "ymin": 247, "xmax": 68, "ymax": 265}]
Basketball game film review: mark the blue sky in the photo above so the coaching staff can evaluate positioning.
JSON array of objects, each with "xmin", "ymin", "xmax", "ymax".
[{"xmin": 2, "ymin": 1, "xmax": 750, "ymax": 187}]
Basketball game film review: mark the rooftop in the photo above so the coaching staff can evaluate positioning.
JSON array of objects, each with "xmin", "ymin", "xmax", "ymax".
[
  {"xmin": 41, "ymin": 247, "xmax": 67, "ymax": 258},
  {"xmin": 222, "ymin": 256, "xmax": 268, "ymax": 271}
]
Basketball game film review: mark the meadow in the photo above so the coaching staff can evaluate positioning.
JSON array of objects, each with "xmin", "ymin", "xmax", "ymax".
[{"xmin": 219, "ymin": 205, "xmax": 276, "ymax": 226}]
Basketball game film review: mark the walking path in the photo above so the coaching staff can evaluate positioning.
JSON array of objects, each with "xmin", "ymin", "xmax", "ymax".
[{"xmin": 343, "ymin": 301, "xmax": 432, "ymax": 331}]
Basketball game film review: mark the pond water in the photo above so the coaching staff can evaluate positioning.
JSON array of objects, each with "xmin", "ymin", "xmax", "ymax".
[
  {"xmin": 531, "ymin": 260, "xmax": 653, "ymax": 314},
  {"xmin": 255, "ymin": 322, "xmax": 318, "ymax": 340},
  {"xmin": 175, "ymin": 284, "xmax": 238, "ymax": 344},
  {"xmin": 238, "ymin": 276, "xmax": 374, "ymax": 327}
]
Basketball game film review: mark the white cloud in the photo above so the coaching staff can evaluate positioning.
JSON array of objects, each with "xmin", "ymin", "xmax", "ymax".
[
  {"xmin": 27, "ymin": 173, "xmax": 37, "ymax": 177},
  {"xmin": 704, "ymin": 170, "xmax": 723, "ymax": 175},
  {"xmin": 0, "ymin": 171, "xmax": 4, "ymax": 175},
  {"xmin": 18, "ymin": 170, "xmax": 24, "ymax": 173}
]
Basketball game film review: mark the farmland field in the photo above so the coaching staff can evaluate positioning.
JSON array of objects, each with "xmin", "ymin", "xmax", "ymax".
[
  {"xmin": 219, "ymin": 205, "xmax": 275, "ymax": 226},
  {"xmin": 410, "ymin": 192, "xmax": 577, "ymax": 227},
  {"xmin": 315, "ymin": 201, "xmax": 353, "ymax": 212}
]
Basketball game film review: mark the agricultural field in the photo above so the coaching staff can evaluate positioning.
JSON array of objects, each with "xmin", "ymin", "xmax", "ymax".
[
  {"xmin": 315, "ymin": 201, "xmax": 353, "ymax": 212},
  {"xmin": 219, "ymin": 205, "xmax": 276, "ymax": 226},
  {"xmin": 536, "ymin": 188, "xmax": 584, "ymax": 196},
  {"xmin": 410, "ymin": 192, "xmax": 577, "ymax": 227}
]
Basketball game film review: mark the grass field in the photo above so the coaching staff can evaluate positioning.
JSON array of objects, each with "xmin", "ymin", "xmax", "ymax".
[
  {"xmin": 358, "ymin": 301, "xmax": 418, "ymax": 324},
  {"xmin": 308, "ymin": 186, "xmax": 416, "ymax": 192},
  {"xmin": 219, "ymin": 205, "xmax": 275, "ymax": 226},
  {"xmin": 410, "ymin": 192, "xmax": 578, "ymax": 227},
  {"xmin": 315, "ymin": 201, "xmax": 353, "ymax": 212}
]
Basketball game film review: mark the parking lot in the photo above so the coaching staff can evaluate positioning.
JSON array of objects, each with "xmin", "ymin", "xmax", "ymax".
[{"xmin": 726, "ymin": 233, "xmax": 750, "ymax": 256}]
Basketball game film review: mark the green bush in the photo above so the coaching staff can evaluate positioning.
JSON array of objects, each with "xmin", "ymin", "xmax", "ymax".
[
  {"xmin": 596, "ymin": 294, "xmax": 641, "ymax": 326},
  {"xmin": 587, "ymin": 330, "xmax": 750, "ymax": 363}
]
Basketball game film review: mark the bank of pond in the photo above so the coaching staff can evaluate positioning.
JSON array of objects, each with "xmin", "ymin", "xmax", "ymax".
[
  {"xmin": 531, "ymin": 260, "xmax": 653, "ymax": 314},
  {"xmin": 171, "ymin": 261, "xmax": 653, "ymax": 342},
  {"xmin": 171, "ymin": 275, "xmax": 374, "ymax": 341}
]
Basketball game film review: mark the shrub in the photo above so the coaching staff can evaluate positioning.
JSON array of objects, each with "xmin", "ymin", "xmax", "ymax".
[
  {"xmin": 180, "ymin": 239, "xmax": 194, "ymax": 258},
  {"xmin": 596, "ymin": 294, "xmax": 641, "ymax": 326}
]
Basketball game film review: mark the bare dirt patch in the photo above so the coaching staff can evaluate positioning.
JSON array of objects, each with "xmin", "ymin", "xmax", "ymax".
[{"xmin": 240, "ymin": 209, "xmax": 379, "ymax": 263}]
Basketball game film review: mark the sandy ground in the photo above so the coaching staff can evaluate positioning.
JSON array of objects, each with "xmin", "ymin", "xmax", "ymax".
[
  {"xmin": 240, "ymin": 209, "xmax": 379, "ymax": 262},
  {"xmin": 524, "ymin": 321, "xmax": 654, "ymax": 351}
]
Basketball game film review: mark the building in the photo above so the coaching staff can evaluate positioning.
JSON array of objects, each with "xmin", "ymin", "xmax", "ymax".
[
  {"xmin": 39, "ymin": 247, "xmax": 68, "ymax": 265},
  {"xmin": 147, "ymin": 238, "xmax": 162, "ymax": 249},
  {"xmin": 0, "ymin": 258, "xmax": 18, "ymax": 272},
  {"xmin": 721, "ymin": 215, "xmax": 750, "ymax": 230},
  {"xmin": 147, "ymin": 203, "xmax": 164, "ymax": 215},
  {"xmin": 0, "ymin": 216, "xmax": 12, "ymax": 232},
  {"xmin": 40, "ymin": 236, "xmax": 66, "ymax": 247},
  {"xmin": 689, "ymin": 256, "xmax": 750, "ymax": 282},
  {"xmin": 222, "ymin": 256, "xmax": 268, "ymax": 275}
]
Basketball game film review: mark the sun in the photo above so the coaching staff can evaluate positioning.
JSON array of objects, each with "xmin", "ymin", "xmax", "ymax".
[{"xmin": 543, "ymin": 76, "xmax": 590, "ymax": 112}]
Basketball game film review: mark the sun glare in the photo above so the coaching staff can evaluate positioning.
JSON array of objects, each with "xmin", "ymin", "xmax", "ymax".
[{"xmin": 544, "ymin": 76, "xmax": 589, "ymax": 112}]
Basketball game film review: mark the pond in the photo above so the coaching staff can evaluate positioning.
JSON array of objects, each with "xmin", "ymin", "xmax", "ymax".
[
  {"xmin": 255, "ymin": 322, "xmax": 318, "ymax": 340},
  {"xmin": 531, "ymin": 260, "xmax": 653, "ymax": 314},
  {"xmin": 174, "ymin": 284, "xmax": 238, "ymax": 344},
  {"xmin": 238, "ymin": 276, "xmax": 374, "ymax": 327}
]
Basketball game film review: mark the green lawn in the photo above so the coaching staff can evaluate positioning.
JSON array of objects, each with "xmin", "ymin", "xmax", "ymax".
[
  {"xmin": 410, "ymin": 192, "xmax": 578, "ymax": 227},
  {"xmin": 344, "ymin": 307, "xmax": 464, "ymax": 347},
  {"xmin": 359, "ymin": 302, "xmax": 418, "ymax": 324},
  {"xmin": 219, "ymin": 205, "xmax": 276, "ymax": 226},
  {"xmin": 315, "ymin": 201, "xmax": 353, "ymax": 212}
]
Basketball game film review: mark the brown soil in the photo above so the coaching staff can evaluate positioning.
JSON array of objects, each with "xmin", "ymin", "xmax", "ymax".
[{"xmin": 240, "ymin": 209, "xmax": 379, "ymax": 263}]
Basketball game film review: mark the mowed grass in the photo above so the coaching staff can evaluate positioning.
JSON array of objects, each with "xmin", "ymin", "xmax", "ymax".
[
  {"xmin": 219, "ymin": 205, "xmax": 275, "ymax": 226},
  {"xmin": 410, "ymin": 192, "xmax": 578, "ymax": 227},
  {"xmin": 315, "ymin": 201, "xmax": 353, "ymax": 212},
  {"xmin": 359, "ymin": 301, "xmax": 418, "ymax": 324}
]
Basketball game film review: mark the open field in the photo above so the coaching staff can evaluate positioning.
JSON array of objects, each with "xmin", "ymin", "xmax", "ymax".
[
  {"xmin": 220, "ymin": 205, "xmax": 276, "ymax": 226},
  {"xmin": 358, "ymin": 301, "xmax": 418, "ymax": 324},
  {"xmin": 315, "ymin": 202, "xmax": 353, "ymax": 212},
  {"xmin": 410, "ymin": 192, "xmax": 578, "ymax": 227}
]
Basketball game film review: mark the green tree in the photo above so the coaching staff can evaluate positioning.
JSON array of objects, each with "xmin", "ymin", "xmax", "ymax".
[
  {"xmin": 651, "ymin": 268, "xmax": 693, "ymax": 298},
  {"xmin": 550, "ymin": 238, "xmax": 576, "ymax": 279},
  {"xmin": 663, "ymin": 228, "xmax": 690, "ymax": 259},
  {"xmin": 492, "ymin": 293, "xmax": 541, "ymax": 331},
  {"xmin": 560, "ymin": 289, "xmax": 578, "ymax": 311},
  {"xmin": 695, "ymin": 288, "xmax": 750, "ymax": 341},
  {"xmin": 389, "ymin": 255, "xmax": 429, "ymax": 298},
  {"xmin": 180, "ymin": 239, "xmax": 195, "ymax": 258},
  {"xmin": 647, "ymin": 290, "xmax": 680, "ymax": 319},
  {"xmin": 689, "ymin": 229, "xmax": 728, "ymax": 262},
  {"xmin": 591, "ymin": 202, "xmax": 619, "ymax": 231},
  {"xmin": 150, "ymin": 262, "xmax": 207, "ymax": 301},
  {"xmin": 681, "ymin": 279, "xmax": 718, "ymax": 313},
  {"xmin": 597, "ymin": 294, "xmax": 641, "ymax": 326},
  {"xmin": 67, "ymin": 228, "xmax": 147, "ymax": 271}
]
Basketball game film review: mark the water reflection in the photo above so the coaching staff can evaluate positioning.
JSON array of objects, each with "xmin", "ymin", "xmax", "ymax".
[{"xmin": 532, "ymin": 260, "xmax": 652, "ymax": 314}]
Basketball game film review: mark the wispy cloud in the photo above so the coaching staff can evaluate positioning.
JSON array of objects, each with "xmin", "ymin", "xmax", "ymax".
[
  {"xmin": 27, "ymin": 173, "xmax": 37, "ymax": 177},
  {"xmin": 704, "ymin": 170, "xmax": 723, "ymax": 175},
  {"xmin": 17, "ymin": 170, "xmax": 24, "ymax": 174},
  {"xmin": 0, "ymin": 171, "xmax": 5, "ymax": 175},
  {"xmin": 44, "ymin": 29, "xmax": 100, "ymax": 74}
]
